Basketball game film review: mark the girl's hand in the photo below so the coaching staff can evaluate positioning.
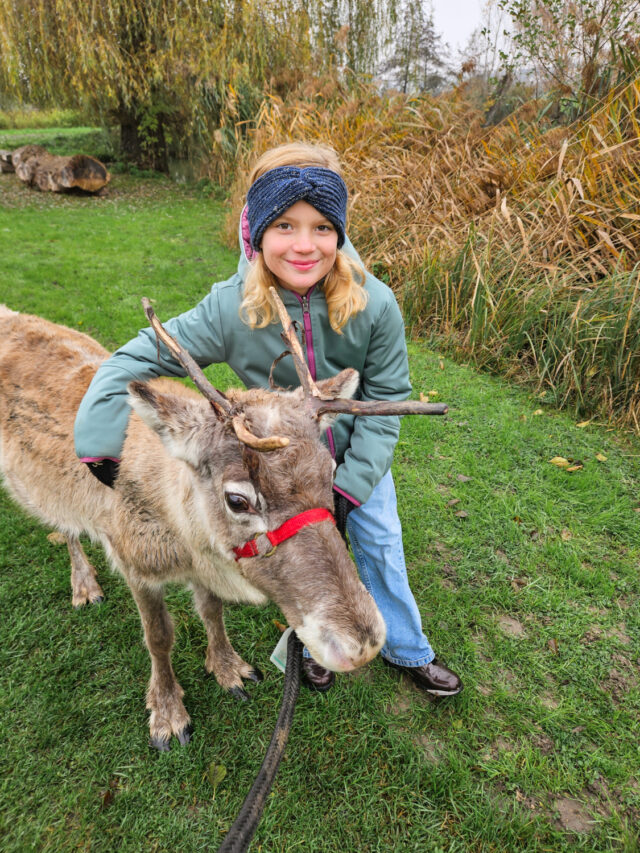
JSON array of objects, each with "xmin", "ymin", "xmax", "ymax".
[
  {"xmin": 334, "ymin": 491, "xmax": 356, "ymax": 540},
  {"xmin": 85, "ymin": 458, "xmax": 120, "ymax": 488}
]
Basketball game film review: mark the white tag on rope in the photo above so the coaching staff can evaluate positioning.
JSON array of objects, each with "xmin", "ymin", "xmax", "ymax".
[{"xmin": 270, "ymin": 626, "xmax": 294, "ymax": 673}]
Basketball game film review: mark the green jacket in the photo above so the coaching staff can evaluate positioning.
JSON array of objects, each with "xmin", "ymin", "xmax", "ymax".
[{"xmin": 74, "ymin": 228, "xmax": 411, "ymax": 506}]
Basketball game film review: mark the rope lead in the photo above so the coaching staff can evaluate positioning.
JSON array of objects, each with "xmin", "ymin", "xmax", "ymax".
[{"xmin": 217, "ymin": 631, "xmax": 303, "ymax": 853}]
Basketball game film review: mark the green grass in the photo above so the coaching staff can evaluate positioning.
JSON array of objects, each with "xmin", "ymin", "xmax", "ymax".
[
  {"xmin": 0, "ymin": 106, "xmax": 83, "ymax": 130},
  {"xmin": 0, "ymin": 126, "xmax": 116, "ymax": 162},
  {"xmin": 1, "ymin": 152, "xmax": 639, "ymax": 851}
]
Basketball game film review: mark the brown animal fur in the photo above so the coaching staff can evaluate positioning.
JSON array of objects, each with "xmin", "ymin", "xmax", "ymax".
[{"xmin": 0, "ymin": 307, "xmax": 385, "ymax": 749}]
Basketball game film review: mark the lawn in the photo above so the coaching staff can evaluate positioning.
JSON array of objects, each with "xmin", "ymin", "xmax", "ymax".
[{"xmin": 1, "ymin": 139, "xmax": 639, "ymax": 852}]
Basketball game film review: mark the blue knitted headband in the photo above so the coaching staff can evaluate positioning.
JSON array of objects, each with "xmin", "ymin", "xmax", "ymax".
[{"xmin": 246, "ymin": 165, "xmax": 347, "ymax": 251}]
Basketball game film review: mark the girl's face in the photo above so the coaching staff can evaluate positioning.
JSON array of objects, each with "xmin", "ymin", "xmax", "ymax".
[{"xmin": 260, "ymin": 200, "xmax": 338, "ymax": 295}]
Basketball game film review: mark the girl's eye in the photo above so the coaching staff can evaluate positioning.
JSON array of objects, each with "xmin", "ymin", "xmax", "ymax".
[
  {"xmin": 225, "ymin": 493, "xmax": 250, "ymax": 513},
  {"xmin": 317, "ymin": 224, "xmax": 333, "ymax": 232},
  {"xmin": 275, "ymin": 222, "xmax": 292, "ymax": 231}
]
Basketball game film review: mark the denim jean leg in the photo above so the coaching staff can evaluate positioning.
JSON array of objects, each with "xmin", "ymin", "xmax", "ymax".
[{"xmin": 346, "ymin": 471, "xmax": 435, "ymax": 667}]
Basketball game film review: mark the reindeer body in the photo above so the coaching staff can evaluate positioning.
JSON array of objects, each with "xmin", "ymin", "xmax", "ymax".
[{"xmin": 0, "ymin": 306, "xmax": 386, "ymax": 749}]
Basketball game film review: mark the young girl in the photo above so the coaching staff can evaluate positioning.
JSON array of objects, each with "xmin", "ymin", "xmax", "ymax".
[{"xmin": 74, "ymin": 142, "xmax": 462, "ymax": 697}]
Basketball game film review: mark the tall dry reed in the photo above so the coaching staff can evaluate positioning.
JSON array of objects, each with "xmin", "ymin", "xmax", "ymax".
[{"xmin": 222, "ymin": 75, "xmax": 640, "ymax": 430}]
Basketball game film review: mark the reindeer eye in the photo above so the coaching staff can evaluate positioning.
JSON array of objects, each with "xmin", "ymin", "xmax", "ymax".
[{"xmin": 225, "ymin": 493, "xmax": 250, "ymax": 513}]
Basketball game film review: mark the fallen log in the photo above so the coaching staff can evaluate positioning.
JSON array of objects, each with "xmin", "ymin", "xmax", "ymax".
[
  {"xmin": 0, "ymin": 150, "xmax": 15, "ymax": 173},
  {"xmin": 11, "ymin": 145, "xmax": 110, "ymax": 193}
]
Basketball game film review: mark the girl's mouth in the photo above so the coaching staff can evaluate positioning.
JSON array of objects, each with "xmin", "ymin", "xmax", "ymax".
[{"xmin": 286, "ymin": 259, "xmax": 318, "ymax": 271}]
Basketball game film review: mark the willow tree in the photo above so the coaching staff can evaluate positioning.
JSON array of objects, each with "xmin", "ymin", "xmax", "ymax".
[{"xmin": 0, "ymin": 0, "xmax": 315, "ymax": 169}]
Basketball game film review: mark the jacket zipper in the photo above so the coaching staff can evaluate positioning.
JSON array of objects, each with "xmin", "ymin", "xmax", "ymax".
[
  {"xmin": 300, "ymin": 293, "xmax": 317, "ymax": 381},
  {"xmin": 299, "ymin": 290, "xmax": 336, "ymax": 459}
]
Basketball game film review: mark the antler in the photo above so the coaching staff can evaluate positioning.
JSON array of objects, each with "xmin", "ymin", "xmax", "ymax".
[
  {"xmin": 142, "ymin": 298, "xmax": 289, "ymax": 451},
  {"xmin": 268, "ymin": 287, "xmax": 448, "ymax": 418},
  {"xmin": 268, "ymin": 286, "xmax": 327, "ymax": 399}
]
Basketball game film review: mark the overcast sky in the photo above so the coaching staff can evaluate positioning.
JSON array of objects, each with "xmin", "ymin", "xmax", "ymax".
[{"xmin": 432, "ymin": 0, "xmax": 484, "ymax": 54}]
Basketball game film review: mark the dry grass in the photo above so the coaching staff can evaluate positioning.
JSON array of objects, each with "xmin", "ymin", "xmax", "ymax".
[{"xmin": 221, "ymin": 75, "xmax": 640, "ymax": 430}]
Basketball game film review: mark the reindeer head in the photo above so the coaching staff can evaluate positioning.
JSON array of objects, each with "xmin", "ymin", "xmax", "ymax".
[{"xmin": 128, "ymin": 293, "xmax": 447, "ymax": 672}]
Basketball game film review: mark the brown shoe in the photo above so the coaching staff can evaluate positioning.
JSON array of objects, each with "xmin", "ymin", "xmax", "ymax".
[
  {"xmin": 384, "ymin": 658, "xmax": 462, "ymax": 696},
  {"xmin": 301, "ymin": 656, "xmax": 335, "ymax": 692}
]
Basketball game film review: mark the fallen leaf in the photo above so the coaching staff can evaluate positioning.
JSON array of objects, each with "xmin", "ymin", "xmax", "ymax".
[
  {"xmin": 439, "ymin": 359, "xmax": 444, "ymax": 370},
  {"xmin": 576, "ymin": 420, "xmax": 590, "ymax": 428},
  {"xmin": 513, "ymin": 515, "xmax": 523, "ymax": 524},
  {"xmin": 100, "ymin": 789, "xmax": 114, "ymax": 809},
  {"xmin": 560, "ymin": 528, "xmax": 571, "ymax": 541},
  {"xmin": 515, "ymin": 790, "xmax": 526, "ymax": 803},
  {"xmin": 208, "ymin": 763, "xmax": 227, "ymax": 791},
  {"xmin": 549, "ymin": 457, "xmax": 570, "ymax": 468},
  {"xmin": 446, "ymin": 498, "xmax": 461, "ymax": 507},
  {"xmin": 455, "ymin": 510, "xmax": 469, "ymax": 519},
  {"xmin": 532, "ymin": 409, "xmax": 544, "ymax": 416},
  {"xmin": 419, "ymin": 392, "xmax": 429, "ymax": 402},
  {"xmin": 565, "ymin": 464, "xmax": 583, "ymax": 472},
  {"xmin": 427, "ymin": 390, "xmax": 439, "ymax": 396},
  {"xmin": 547, "ymin": 638, "xmax": 559, "ymax": 654},
  {"xmin": 273, "ymin": 620, "xmax": 287, "ymax": 632},
  {"xmin": 595, "ymin": 452, "xmax": 607, "ymax": 462}
]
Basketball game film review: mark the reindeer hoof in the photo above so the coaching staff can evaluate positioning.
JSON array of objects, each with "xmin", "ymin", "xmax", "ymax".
[
  {"xmin": 247, "ymin": 667, "xmax": 264, "ymax": 683},
  {"xmin": 229, "ymin": 686, "xmax": 250, "ymax": 703},
  {"xmin": 177, "ymin": 724, "xmax": 194, "ymax": 746},
  {"xmin": 150, "ymin": 735, "xmax": 171, "ymax": 752}
]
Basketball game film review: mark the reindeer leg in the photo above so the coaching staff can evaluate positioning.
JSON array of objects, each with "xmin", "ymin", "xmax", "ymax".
[
  {"xmin": 129, "ymin": 582, "xmax": 192, "ymax": 750},
  {"xmin": 192, "ymin": 583, "xmax": 263, "ymax": 702},
  {"xmin": 65, "ymin": 534, "xmax": 104, "ymax": 607}
]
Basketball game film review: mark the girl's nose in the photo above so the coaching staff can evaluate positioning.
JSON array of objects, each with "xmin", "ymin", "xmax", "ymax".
[{"xmin": 293, "ymin": 230, "xmax": 314, "ymax": 252}]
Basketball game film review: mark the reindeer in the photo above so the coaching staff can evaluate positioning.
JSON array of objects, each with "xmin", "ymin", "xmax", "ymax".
[{"xmin": 0, "ymin": 292, "xmax": 446, "ymax": 750}]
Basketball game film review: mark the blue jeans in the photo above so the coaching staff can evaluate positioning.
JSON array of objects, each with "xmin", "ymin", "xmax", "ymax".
[{"xmin": 304, "ymin": 471, "xmax": 435, "ymax": 667}]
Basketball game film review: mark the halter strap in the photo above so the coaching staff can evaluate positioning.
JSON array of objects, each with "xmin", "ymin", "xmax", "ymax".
[{"xmin": 232, "ymin": 508, "xmax": 335, "ymax": 561}]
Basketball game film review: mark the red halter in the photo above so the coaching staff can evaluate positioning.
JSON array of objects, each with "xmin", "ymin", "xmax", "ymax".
[{"xmin": 232, "ymin": 508, "xmax": 335, "ymax": 561}]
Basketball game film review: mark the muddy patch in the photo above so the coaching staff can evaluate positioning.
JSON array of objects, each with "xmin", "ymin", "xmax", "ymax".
[
  {"xmin": 539, "ymin": 692, "xmax": 560, "ymax": 710},
  {"xmin": 498, "ymin": 615, "xmax": 526, "ymax": 638},
  {"xmin": 413, "ymin": 733, "xmax": 441, "ymax": 763},
  {"xmin": 554, "ymin": 797, "xmax": 597, "ymax": 833}
]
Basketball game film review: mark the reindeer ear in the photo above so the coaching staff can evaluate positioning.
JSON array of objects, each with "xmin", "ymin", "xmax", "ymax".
[
  {"xmin": 314, "ymin": 368, "xmax": 360, "ymax": 432},
  {"xmin": 315, "ymin": 368, "xmax": 360, "ymax": 400},
  {"xmin": 128, "ymin": 381, "xmax": 206, "ymax": 467}
]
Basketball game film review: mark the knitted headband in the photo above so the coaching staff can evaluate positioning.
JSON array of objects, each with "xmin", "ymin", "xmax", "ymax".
[{"xmin": 246, "ymin": 165, "xmax": 347, "ymax": 251}]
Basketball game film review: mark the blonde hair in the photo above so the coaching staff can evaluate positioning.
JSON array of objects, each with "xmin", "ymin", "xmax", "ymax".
[{"xmin": 240, "ymin": 143, "xmax": 368, "ymax": 334}]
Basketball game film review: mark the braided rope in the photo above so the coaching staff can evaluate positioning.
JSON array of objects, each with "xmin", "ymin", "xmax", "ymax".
[{"xmin": 217, "ymin": 631, "xmax": 303, "ymax": 853}]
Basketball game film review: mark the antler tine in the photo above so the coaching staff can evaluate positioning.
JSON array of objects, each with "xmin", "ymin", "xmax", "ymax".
[
  {"xmin": 313, "ymin": 398, "xmax": 448, "ymax": 417},
  {"xmin": 232, "ymin": 415, "xmax": 289, "ymax": 451},
  {"xmin": 269, "ymin": 286, "xmax": 323, "ymax": 398},
  {"xmin": 142, "ymin": 297, "xmax": 232, "ymax": 417}
]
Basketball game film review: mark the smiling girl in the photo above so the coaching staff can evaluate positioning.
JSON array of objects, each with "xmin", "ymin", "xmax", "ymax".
[{"xmin": 74, "ymin": 142, "xmax": 462, "ymax": 697}]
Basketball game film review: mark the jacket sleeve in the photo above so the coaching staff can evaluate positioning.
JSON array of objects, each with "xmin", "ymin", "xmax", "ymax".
[
  {"xmin": 74, "ymin": 287, "xmax": 228, "ymax": 460},
  {"xmin": 332, "ymin": 295, "xmax": 411, "ymax": 506}
]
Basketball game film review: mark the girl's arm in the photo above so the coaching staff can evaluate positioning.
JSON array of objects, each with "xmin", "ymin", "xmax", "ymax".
[
  {"xmin": 332, "ymin": 295, "xmax": 412, "ymax": 506},
  {"xmin": 74, "ymin": 286, "xmax": 228, "ymax": 462}
]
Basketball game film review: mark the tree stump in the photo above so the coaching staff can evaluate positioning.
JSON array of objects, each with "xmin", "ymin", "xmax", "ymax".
[{"xmin": 11, "ymin": 145, "xmax": 110, "ymax": 193}]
